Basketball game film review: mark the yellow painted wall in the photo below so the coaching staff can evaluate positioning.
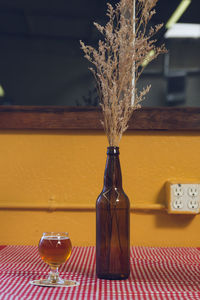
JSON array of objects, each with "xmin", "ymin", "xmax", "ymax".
[{"xmin": 0, "ymin": 130, "xmax": 200, "ymax": 247}]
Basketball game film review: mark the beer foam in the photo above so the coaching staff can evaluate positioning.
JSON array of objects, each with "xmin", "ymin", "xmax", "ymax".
[{"xmin": 43, "ymin": 236, "xmax": 69, "ymax": 240}]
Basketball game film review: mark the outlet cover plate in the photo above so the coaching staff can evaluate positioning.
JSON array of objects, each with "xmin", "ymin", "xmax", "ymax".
[{"xmin": 166, "ymin": 181, "xmax": 200, "ymax": 214}]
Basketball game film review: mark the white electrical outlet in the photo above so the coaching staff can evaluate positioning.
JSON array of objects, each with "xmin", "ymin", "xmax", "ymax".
[
  {"xmin": 166, "ymin": 182, "xmax": 200, "ymax": 214},
  {"xmin": 187, "ymin": 199, "xmax": 199, "ymax": 210},
  {"xmin": 172, "ymin": 199, "xmax": 184, "ymax": 209},
  {"xmin": 188, "ymin": 185, "xmax": 198, "ymax": 197}
]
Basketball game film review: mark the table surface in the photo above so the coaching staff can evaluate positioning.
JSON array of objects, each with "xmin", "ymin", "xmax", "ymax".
[{"xmin": 0, "ymin": 245, "xmax": 200, "ymax": 300}]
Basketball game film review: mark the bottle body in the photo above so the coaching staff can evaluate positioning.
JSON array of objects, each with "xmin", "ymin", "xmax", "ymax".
[{"xmin": 96, "ymin": 147, "xmax": 130, "ymax": 279}]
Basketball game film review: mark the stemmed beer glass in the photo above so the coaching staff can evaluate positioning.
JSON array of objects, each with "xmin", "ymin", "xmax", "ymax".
[{"xmin": 30, "ymin": 232, "xmax": 77, "ymax": 287}]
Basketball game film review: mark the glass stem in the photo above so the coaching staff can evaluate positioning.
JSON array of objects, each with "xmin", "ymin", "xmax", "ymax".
[{"xmin": 48, "ymin": 266, "xmax": 59, "ymax": 283}]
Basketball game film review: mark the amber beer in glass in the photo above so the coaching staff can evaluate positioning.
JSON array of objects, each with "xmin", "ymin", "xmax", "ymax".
[
  {"xmin": 39, "ymin": 234, "xmax": 72, "ymax": 268},
  {"xmin": 37, "ymin": 232, "xmax": 72, "ymax": 284}
]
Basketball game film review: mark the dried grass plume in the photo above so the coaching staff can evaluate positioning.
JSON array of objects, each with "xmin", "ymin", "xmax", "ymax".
[{"xmin": 80, "ymin": 0, "xmax": 166, "ymax": 146}]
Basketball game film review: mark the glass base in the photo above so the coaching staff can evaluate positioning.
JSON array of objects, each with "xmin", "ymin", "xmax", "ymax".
[{"xmin": 30, "ymin": 279, "xmax": 79, "ymax": 288}]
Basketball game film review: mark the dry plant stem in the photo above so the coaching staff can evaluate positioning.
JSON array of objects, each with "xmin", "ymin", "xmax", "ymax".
[{"xmin": 80, "ymin": 0, "xmax": 166, "ymax": 146}]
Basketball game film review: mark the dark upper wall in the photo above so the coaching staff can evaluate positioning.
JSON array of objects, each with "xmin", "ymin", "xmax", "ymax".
[{"xmin": 0, "ymin": 0, "xmax": 199, "ymax": 106}]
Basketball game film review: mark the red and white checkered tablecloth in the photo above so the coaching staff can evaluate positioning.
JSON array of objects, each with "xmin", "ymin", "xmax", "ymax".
[{"xmin": 0, "ymin": 245, "xmax": 200, "ymax": 300}]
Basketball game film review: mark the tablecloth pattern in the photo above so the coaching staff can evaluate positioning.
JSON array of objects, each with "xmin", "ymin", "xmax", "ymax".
[{"xmin": 0, "ymin": 245, "xmax": 200, "ymax": 299}]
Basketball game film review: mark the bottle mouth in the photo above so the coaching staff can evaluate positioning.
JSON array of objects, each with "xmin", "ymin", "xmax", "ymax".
[{"xmin": 107, "ymin": 147, "xmax": 119, "ymax": 154}]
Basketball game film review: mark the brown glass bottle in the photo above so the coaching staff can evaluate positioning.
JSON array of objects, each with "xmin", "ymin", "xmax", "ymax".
[{"xmin": 96, "ymin": 146, "xmax": 130, "ymax": 280}]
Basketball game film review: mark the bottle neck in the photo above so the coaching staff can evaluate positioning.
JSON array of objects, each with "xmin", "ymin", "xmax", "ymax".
[{"xmin": 103, "ymin": 147, "xmax": 122, "ymax": 189}]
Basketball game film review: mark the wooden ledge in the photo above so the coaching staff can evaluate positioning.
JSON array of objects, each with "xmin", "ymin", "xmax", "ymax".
[{"xmin": 0, "ymin": 106, "xmax": 200, "ymax": 130}]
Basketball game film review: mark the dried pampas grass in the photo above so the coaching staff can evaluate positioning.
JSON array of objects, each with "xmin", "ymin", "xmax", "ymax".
[{"xmin": 81, "ymin": 0, "xmax": 166, "ymax": 146}]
